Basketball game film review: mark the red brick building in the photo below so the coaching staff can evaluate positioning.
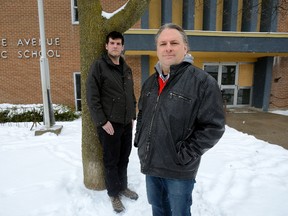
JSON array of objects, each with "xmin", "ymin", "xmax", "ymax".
[
  {"xmin": 271, "ymin": 7, "xmax": 288, "ymax": 109},
  {"xmin": 1, "ymin": 0, "xmax": 288, "ymax": 111},
  {"xmin": 1, "ymin": 0, "xmax": 80, "ymax": 106}
]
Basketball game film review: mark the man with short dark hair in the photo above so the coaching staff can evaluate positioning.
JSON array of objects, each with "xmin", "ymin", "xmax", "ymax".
[{"xmin": 87, "ymin": 31, "xmax": 138, "ymax": 213}]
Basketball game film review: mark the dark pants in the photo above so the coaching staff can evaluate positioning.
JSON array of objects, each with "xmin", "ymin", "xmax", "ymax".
[
  {"xmin": 146, "ymin": 175, "xmax": 196, "ymax": 216},
  {"xmin": 97, "ymin": 122, "xmax": 132, "ymax": 197}
]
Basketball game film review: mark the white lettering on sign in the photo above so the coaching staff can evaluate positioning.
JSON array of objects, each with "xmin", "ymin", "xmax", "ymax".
[
  {"xmin": 18, "ymin": 50, "xmax": 61, "ymax": 59},
  {"xmin": 1, "ymin": 51, "xmax": 8, "ymax": 58},
  {"xmin": 1, "ymin": 38, "xmax": 7, "ymax": 47},
  {"xmin": 55, "ymin": 38, "xmax": 60, "ymax": 45},
  {"xmin": 17, "ymin": 37, "xmax": 60, "ymax": 47},
  {"xmin": 17, "ymin": 39, "xmax": 24, "ymax": 46},
  {"xmin": 1, "ymin": 37, "xmax": 61, "ymax": 60},
  {"xmin": 31, "ymin": 50, "xmax": 38, "ymax": 58}
]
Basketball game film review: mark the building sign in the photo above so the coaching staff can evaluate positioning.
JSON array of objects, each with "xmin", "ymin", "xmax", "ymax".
[
  {"xmin": 0, "ymin": 37, "xmax": 61, "ymax": 59},
  {"xmin": 1, "ymin": 38, "xmax": 8, "ymax": 59}
]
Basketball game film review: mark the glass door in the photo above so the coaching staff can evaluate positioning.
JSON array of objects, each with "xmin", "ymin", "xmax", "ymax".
[
  {"xmin": 220, "ymin": 64, "xmax": 238, "ymax": 106},
  {"xmin": 204, "ymin": 64, "xmax": 238, "ymax": 107}
]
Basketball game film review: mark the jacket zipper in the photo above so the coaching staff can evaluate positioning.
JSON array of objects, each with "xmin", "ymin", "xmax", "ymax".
[
  {"xmin": 169, "ymin": 92, "xmax": 192, "ymax": 102},
  {"xmin": 144, "ymin": 94, "xmax": 160, "ymax": 164},
  {"xmin": 122, "ymin": 75, "xmax": 127, "ymax": 124}
]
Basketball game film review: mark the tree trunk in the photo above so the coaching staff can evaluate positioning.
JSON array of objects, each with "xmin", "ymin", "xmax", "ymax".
[{"xmin": 78, "ymin": 0, "xmax": 151, "ymax": 190}]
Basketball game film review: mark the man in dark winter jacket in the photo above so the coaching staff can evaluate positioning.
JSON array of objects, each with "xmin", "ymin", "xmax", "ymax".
[
  {"xmin": 134, "ymin": 23, "xmax": 226, "ymax": 216},
  {"xmin": 86, "ymin": 31, "xmax": 138, "ymax": 213}
]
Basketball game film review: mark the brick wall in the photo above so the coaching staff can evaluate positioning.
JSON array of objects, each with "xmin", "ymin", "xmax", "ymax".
[
  {"xmin": 0, "ymin": 0, "xmax": 80, "ymax": 107},
  {"xmin": 270, "ymin": 8, "xmax": 288, "ymax": 109},
  {"xmin": 0, "ymin": 0, "xmax": 141, "ymax": 108},
  {"xmin": 2, "ymin": 1, "xmax": 287, "ymax": 110},
  {"xmin": 125, "ymin": 56, "xmax": 142, "ymax": 102},
  {"xmin": 277, "ymin": 5, "xmax": 288, "ymax": 32},
  {"xmin": 271, "ymin": 57, "xmax": 288, "ymax": 109}
]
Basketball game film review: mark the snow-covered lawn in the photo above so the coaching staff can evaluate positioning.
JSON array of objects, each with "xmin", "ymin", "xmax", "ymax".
[{"xmin": 1, "ymin": 105, "xmax": 288, "ymax": 216}]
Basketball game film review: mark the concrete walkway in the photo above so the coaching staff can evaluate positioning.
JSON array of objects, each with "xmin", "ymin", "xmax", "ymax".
[{"xmin": 225, "ymin": 108, "xmax": 288, "ymax": 150}]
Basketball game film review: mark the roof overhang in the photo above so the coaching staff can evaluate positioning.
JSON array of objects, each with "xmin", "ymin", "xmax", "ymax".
[{"xmin": 124, "ymin": 29, "xmax": 288, "ymax": 60}]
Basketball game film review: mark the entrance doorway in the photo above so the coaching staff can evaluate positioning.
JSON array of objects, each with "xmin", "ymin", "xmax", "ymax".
[{"xmin": 204, "ymin": 63, "xmax": 252, "ymax": 107}]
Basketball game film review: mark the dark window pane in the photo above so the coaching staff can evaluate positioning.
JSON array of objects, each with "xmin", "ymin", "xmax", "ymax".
[
  {"xmin": 222, "ymin": 65, "xmax": 236, "ymax": 85},
  {"xmin": 237, "ymin": 89, "xmax": 251, "ymax": 105},
  {"xmin": 77, "ymin": 100, "xmax": 82, "ymax": 111},
  {"xmin": 74, "ymin": 73, "xmax": 81, "ymax": 111},
  {"xmin": 76, "ymin": 74, "xmax": 81, "ymax": 99},
  {"xmin": 222, "ymin": 89, "xmax": 234, "ymax": 105},
  {"xmin": 204, "ymin": 65, "xmax": 219, "ymax": 81}
]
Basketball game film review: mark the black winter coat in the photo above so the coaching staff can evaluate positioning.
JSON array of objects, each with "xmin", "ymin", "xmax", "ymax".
[
  {"xmin": 134, "ymin": 61, "xmax": 225, "ymax": 180},
  {"xmin": 86, "ymin": 54, "xmax": 136, "ymax": 127}
]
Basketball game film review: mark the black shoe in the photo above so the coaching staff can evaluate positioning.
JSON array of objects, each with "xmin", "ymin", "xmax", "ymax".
[
  {"xmin": 120, "ymin": 188, "xmax": 139, "ymax": 200},
  {"xmin": 110, "ymin": 196, "xmax": 125, "ymax": 213}
]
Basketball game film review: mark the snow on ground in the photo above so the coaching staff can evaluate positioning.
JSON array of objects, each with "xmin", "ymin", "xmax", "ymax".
[
  {"xmin": 1, "ymin": 105, "xmax": 288, "ymax": 216},
  {"xmin": 270, "ymin": 109, "xmax": 288, "ymax": 116}
]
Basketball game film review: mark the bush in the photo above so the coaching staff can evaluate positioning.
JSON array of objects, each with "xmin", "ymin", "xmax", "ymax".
[
  {"xmin": 0, "ymin": 110, "xmax": 9, "ymax": 123},
  {"xmin": 0, "ymin": 104, "xmax": 80, "ymax": 123}
]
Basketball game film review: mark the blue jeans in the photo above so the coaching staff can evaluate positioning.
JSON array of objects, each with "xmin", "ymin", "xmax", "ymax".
[{"xmin": 146, "ymin": 175, "xmax": 195, "ymax": 216}]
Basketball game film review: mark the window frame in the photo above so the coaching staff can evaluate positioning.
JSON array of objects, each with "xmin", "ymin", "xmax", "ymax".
[
  {"xmin": 71, "ymin": 0, "xmax": 79, "ymax": 24},
  {"xmin": 73, "ymin": 72, "xmax": 81, "ymax": 111}
]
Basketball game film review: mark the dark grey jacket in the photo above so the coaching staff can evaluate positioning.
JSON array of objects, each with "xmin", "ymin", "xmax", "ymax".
[
  {"xmin": 86, "ymin": 54, "xmax": 136, "ymax": 127},
  {"xmin": 134, "ymin": 58, "xmax": 225, "ymax": 180}
]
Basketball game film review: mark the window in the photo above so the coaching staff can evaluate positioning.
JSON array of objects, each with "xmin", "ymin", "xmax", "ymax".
[
  {"xmin": 71, "ymin": 0, "xmax": 79, "ymax": 24},
  {"xmin": 74, "ymin": 72, "xmax": 81, "ymax": 111},
  {"xmin": 204, "ymin": 63, "xmax": 253, "ymax": 107},
  {"xmin": 221, "ymin": 65, "xmax": 236, "ymax": 85},
  {"xmin": 204, "ymin": 65, "xmax": 219, "ymax": 81},
  {"xmin": 237, "ymin": 88, "xmax": 251, "ymax": 105}
]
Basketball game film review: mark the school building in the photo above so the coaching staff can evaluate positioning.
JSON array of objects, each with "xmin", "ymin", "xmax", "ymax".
[{"xmin": 1, "ymin": 0, "xmax": 288, "ymax": 111}]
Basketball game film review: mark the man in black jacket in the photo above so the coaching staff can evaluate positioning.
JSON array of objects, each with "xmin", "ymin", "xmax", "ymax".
[
  {"xmin": 86, "ymin": 31, "xmax": 138, "ymax": 213},
  {"xmin": 134, "ymin": 24, "xmax": 226, "ymax": 216}
]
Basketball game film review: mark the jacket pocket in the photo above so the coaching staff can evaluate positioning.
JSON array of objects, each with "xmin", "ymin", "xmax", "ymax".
[
  {"xmin": 175, "ymin": 140, "xmax": 198, "ymax": 165},
  {"xmin": 169, "ymin": 92, "xmax": 192, "ymax": 103}
]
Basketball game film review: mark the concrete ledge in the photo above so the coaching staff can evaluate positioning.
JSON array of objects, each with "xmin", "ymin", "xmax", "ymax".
[{"xmin": 34, "ymin": 125, "xmax": 63, "ymax": 136}]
